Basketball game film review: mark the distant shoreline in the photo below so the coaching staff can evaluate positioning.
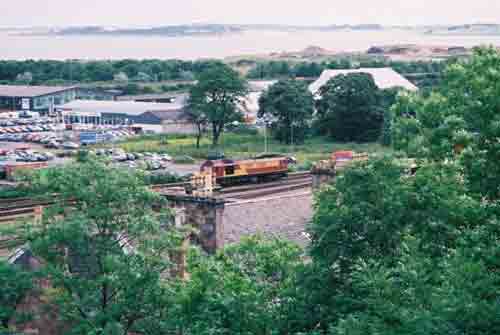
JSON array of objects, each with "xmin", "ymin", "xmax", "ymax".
[
  {"xmin": 4, "ymin": 23, "xmax": 500, "ymax": 38},
  {"xmin": 0, "ymin": 27, "xmax": 498, "ymax": 61}
]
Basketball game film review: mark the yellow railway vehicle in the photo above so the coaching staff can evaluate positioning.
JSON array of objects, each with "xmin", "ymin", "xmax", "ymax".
[{"xmin": 200, "ymin": 156, "xmax": 294, "ymax": 186}]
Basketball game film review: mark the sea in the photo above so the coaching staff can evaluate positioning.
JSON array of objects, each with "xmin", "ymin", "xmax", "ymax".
[{"xmin": 2, "ymin": 29, "xmax": 500, "ymax": 60}]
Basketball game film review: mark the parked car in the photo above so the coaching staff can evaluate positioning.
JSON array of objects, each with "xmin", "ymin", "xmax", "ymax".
[{"xmin": 62, "ymin": 142, "xmax": 80, "ymax": 150}]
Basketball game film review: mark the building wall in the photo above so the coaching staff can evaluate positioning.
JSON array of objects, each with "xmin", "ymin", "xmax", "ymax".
[
  {"xmin": 33, "ymin": 90, "xmax": 76, "ymax": 112},
  {"xmin": 134, "ymin": 122, "xmax": 197, "ymax": 134},
  {"xmin": 0, "ymin": 96, "xmax": 20, "ymax": 110},
  {"xmin": 75, "ymin": 88, "xmax": 118, "ymax": 101}
]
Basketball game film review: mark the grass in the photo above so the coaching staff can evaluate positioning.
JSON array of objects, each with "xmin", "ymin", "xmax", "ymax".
[{"xmin": 111, "ymin": 133, "xmax": 393, "ymax": 165}]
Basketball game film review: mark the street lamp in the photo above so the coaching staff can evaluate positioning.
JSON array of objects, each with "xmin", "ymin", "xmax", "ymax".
[{"xmin": 263, "ymin": 116, "xmax": 272, "ymax": 153}]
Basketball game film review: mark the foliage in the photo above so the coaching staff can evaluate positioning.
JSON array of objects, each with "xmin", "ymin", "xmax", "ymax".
[
  {"xmin": 315, "ymin": 73, "xmax": 384, "ymax": 142},
  {"xmin": 246, "ymin": 58, "xmax": 446, "ymax": 88},
  {"xmin": 13, "ymin": 159, "xmax": 182, "ymax": 335},
  {"xmin": 188, "ymin": 62, "xmax": 249, "ymax": 146},
  {"xmin": 331, "ymin": 230, "xmax": 500, "ymax": 335},
  {"xmin": 379, "ymin": 88, "xmax": 400, "ymax": 145},
  {"xmin": 115, "ymin": 132, "xmax": 392, "ymax": 164},
  {"xmin": 172, "ymin": 155, "xmax": 196, "ymax": 164},
  {"xmin": 143, "ymin": 171, "xmax": 183, "ymax": 185},
  {"xmin": 310, "ymin": 157, "xmax": 411, "ymax": 273},
  {"xmin": 0, "ymin": 261, "xmax": 34, "ymax": 330},
  {"xmin": 0, "ymin": 59, "xmax": 221, "ymax": 84},
  {"xmin": 258, "ymin": 79, "xmax": 315, "ymax": 144},
  {"xmin": 392, "ymin": 47, "xmax": 500, "ymax": 199},
  {"xmin": 305, "ymin": 153, "xmax": 498, "ymax": 332},
  {"xmin": 174, "ymin": 236, "xmax": 303, "ymax": 335}
]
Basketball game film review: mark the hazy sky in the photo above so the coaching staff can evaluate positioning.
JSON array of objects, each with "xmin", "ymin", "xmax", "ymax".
[{"xmin": 2, "ymin": 0, "xmax": 500, "ymax": 27}]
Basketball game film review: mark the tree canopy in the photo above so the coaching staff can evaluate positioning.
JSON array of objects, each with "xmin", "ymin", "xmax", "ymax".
[
  {"xmin": 188, "ymin": 62, "xmax": 248, "ymax": 146},
  {"xmin": 258, "ymin": 79, "xmax": 314, "ymax": 144},
  {"xmin": 8, "ymin": 159, "xmax": 183, "ymax": 335},
  {"xmin": 315, "ymin": 73, "xmax": 384, "ymax": 142}
]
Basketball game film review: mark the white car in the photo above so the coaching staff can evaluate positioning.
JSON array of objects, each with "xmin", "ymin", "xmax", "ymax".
[{"xmin": 62, "ymin": 142, "xmax": 80, "ymax": 150}]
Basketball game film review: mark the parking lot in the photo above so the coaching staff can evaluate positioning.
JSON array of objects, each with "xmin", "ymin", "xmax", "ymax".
[{"xmin": 0, "ymin": 117, "xmax": 198, "ymax": 178}]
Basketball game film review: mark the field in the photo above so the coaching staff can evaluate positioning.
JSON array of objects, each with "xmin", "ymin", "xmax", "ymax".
[{"xmin": 113, "ymin": 133, "xmax": 392, "ymax": 167}]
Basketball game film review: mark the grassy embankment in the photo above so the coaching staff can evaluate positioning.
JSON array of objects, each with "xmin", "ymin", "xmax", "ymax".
[{"xmin": 114, "ymin": 133, "xmax": 392, "ymax": 167}]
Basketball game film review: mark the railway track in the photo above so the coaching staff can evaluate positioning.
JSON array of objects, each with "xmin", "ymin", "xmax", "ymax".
[
  {"xmin": 221, "ymin": 181, "xmax": 312, "ymax": 200},
  {"xmin": 0, "ymin": 172, "xmax": 312, "ymax": 221},
  {"xmin": 217, "ymin": 172, "xmax": 311, "ymax": 195}
]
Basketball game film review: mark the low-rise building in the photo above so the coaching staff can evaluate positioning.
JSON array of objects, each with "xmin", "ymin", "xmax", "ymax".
[
  {"xmin": 56, "ymin": 97, "xmax": 196, "ymax": 134},
  {"xmin": 75, "ymin": 87, "xmax": 122, "ymax": 101},
  {"xmin": 309, "ymin": 67, "xmax": 418, "ymax": 95},
  {"xmin": 116, "ymin": 92, "xmax": 182, "ymax": 103},
  {"xmin": 0, "ymin": 85, "xmax": 77, "ymax": 115}
]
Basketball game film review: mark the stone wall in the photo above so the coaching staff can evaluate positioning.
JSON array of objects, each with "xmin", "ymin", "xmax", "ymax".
[{"xmin": 165, "ymin": 195, "xmax": 225, "ymax": 253}]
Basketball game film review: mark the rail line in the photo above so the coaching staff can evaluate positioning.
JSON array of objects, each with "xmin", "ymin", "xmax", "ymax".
[
  {"xmin": 0, "ymin": 171, "xmax": 312, "ymax": 221},
  {"xmin": 222, "ymin": 182, "xmax": 312, "ymax": 200},
  {"xmin": 217, "ymin": 174, "xmax": 311, "ymax": 195}
]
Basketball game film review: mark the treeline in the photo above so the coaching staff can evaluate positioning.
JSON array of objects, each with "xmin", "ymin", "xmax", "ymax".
[
  {"xmin": 0, "ymin": 59, "xmax": 219, "ymax": 85},
  {"xmin": 247, "ymin": 58, "xmax": 447, "ymax": 87},
  {"xmin": 0, "ymin": 57, "xmax": 447, "ymax": 88}
]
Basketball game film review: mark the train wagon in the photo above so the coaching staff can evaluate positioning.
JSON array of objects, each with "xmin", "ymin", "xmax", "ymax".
[{"xmin": 200, "ymin": 156, "xmax": 293, "ymax": 186}]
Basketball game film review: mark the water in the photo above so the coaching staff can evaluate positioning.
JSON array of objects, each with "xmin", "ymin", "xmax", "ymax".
[{"xmin": 2, "ymin": 29, "xmax": 500, "ymax": 60}]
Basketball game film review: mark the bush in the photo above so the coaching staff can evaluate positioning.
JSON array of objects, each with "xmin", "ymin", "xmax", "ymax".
[
  {"xmin": 225, "ymin": 124, "xmax": 259, "ymax": 136},
  {"xmin": 173, "ymin": 155, "xmax": 196, "ymax": 164},
  {"xmin": 143, "ymin": 172, "xmax": 183, "ymax": 185},
  {"xmin": 289, "ymin": 159, "xmax": 314, "ymax": 172}
]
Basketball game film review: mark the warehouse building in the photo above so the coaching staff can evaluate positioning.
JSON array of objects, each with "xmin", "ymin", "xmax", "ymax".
[
  {"xmin": 309, "ymin": 67, "xmax": 418, "ymax": 95},
  {"xmin": 0, "ymin": 85, "xmax": 77, "ymax": 115},
  {"xmin": 116, "ymin": 92, "xmax": 181, "ymax": 103},
  {"xmin": 56, "ymin": 96, "xmax": 196, "ymax": 134}
]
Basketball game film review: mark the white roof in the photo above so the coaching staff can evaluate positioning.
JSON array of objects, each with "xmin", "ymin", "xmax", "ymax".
[
  {"xmin": 0, "ymin": 85, "xmax": 76, "ymax": 97},
  {"xmin": 57, "ymin": 99, "xmax": 184, "ymax": 116},
  {"xmin": 248, "ymin": 80, "xmax": 277, "ymax": 92},
  {"xmin": 309, "ymin": 67, "xmax": 418, "ymax": 95}
]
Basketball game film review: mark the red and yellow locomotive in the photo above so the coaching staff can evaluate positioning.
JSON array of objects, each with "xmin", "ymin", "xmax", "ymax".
[{"xmin": 200, "ymin": 155, "xmax": 295, "ymax": 186}]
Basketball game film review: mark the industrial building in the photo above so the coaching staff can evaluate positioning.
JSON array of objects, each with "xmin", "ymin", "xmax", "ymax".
[
  {"xmin": 0, "ymin": 85, "xmax": 77, "ymax": 115},
  {"xmin": 75, "ymin": 87, "xmax": 122, "ymax": 101},
  {"xmin": 309, "ymin": 67, "xmax": 419, "ymax": 95},
  {"xmin": 116, "ymin": 92, "xmax": 181, "ymax": 103},
  {"xmin": 56, "ymin": 96, "xmax": 196, "ymax": 134}
]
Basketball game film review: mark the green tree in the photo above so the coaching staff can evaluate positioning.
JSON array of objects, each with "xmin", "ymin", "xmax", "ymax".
[
  {"xmin": 315, "ymin": 73, "xmax": 384, "ymax": 142},
  {"xmin": 310, "ymin": 157, "xmax": 411, "ymax": 275},
  {"xmin": 258, "ymin": 79, "xmax": 314, "ymax": 144},
  {"xmin": 392, "ymin": 47, "xmax": 500, "ymax": 200},
  {"xmin": 15, "ymin": 159, "xmax": 180, "ymax": 335},
  {"xmin": 184, "ymin": 102, "xmax": 208, "ymax": 149},
  {"xmin": 189, "ymin": 62, "xmax": 248, "ymax": 146},
  {"xmin": 379, "ymin": 88, "xmax": 400, "ymax": 145},
  {"xmin": 174, "ymin": 236, "xmax": 302, "ymax": 335},
  {"xmin": 0, "ymin": 261, "xmax": 34, "ymax": 331}
]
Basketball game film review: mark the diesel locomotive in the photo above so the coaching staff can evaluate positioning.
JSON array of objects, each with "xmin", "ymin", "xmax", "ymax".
[{"xmin": 200, "ymin": 155, "xmax": 295, "ymax": 186}]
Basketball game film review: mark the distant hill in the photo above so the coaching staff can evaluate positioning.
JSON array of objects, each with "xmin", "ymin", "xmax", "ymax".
[
  {"xmin": 14, "ymin": 23, "xmax": 386, "ymax": 37},
  {"xmin": 9, "ymin": 23, "xmax": 500, "ymax": 38},
  {"xmin": 425, "ymin": 24, "xmax": 500, "ymax": 35},
  {"xmin": 20, "ymin": 24, "xmax": 243, "ymax": 37}
]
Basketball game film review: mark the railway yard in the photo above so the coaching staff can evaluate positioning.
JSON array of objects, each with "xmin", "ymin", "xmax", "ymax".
[
  {"xmin": 0, "ymin": 125, "xmax": 364, "ymax": 258},
  {"xmin": 0, "ymin": 169, "xmax": 316, "ymax": 258},
  {"xmin": 0, "ymin": 171, "xmax": 313, "ymax": 222}
]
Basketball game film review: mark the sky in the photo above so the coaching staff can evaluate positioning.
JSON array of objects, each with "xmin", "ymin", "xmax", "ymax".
[{"xmin": 2, "ymin": 0, "xmax": 500, "ymax": 27}]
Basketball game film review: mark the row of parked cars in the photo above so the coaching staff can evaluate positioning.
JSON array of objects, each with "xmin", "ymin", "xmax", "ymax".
[
  {"xmin": 0, "ymin": 124, "xmax": 57, "ymax": 134},
  {"xmin": 0, "ymin": 149, "xmax": 56, "ymax": 162},
  {"xmin": 0, "ymin": 117, "xmax": 55, "ymax": 127},
  {"xmin": 91, "ymin": 149, "xmax": 173, "ymax": 171},
  {"xmin": 0, "ymin": 133, "xmax": 80, "ymax": 150}
]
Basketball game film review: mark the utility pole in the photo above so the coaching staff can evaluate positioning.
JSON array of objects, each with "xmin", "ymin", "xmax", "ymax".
[{"xmin": 264, "ymin": 123, "xmax": 268, "ymax": 153}]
